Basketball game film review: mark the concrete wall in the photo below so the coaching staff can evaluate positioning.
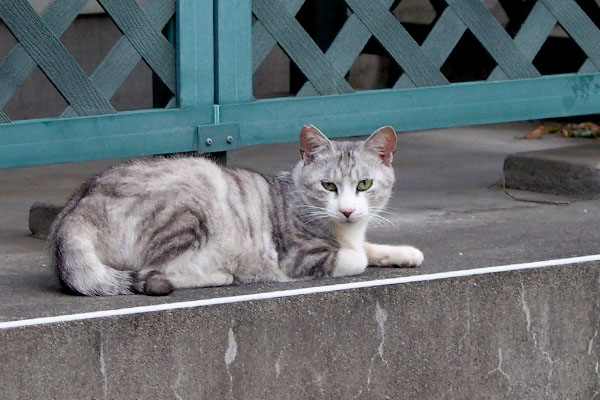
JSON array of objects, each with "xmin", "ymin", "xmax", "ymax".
[{"xmin": 1, "ymin": 263, "xmax": 598, "ymax": 399}]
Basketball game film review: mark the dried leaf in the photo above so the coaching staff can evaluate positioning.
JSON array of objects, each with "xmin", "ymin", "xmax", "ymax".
[
  {"xmin": 571, "ymin": 129, "xmax": 594, "ymax": 138},
  {"xmin": 524, "ymin": 125, "xmax": 550, "ymax": 139},
  {"xmin": 545, "ymin": 122, "xmax": 563, "ymax": 133},
  {"xmin": 525, "ymin": 121, "xmax": 600, "ymax": 140},
  {"xmin": 576, "ymin": 122, "xmax": 599, "ymax": 133}
]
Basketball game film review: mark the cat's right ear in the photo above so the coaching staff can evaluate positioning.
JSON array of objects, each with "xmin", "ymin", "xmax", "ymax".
[{"xmin": 299, "ymin": 125, "xmax": 333, "ymax": 164}]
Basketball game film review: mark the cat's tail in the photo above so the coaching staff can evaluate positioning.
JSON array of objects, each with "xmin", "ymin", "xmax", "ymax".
[{"xmin": 50, "ymin": 233, "xmax": 173, "ymax": 296}]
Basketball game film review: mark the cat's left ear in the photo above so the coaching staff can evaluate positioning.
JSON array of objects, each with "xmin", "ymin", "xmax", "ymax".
[{"xmin": 363, "ymin": 126, "xmax": 397, "ymax": 166}]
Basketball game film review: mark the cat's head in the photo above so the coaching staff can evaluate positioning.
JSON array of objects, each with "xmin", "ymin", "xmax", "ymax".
[{"xmin": 294, "ymin": 125, "xmax": 396, "ymax": 226}]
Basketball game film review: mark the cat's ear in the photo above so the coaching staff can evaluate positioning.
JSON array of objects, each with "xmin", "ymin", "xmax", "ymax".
[
  {"xmin": 299, "ymin": 125, "xmax": 333, "ymax": 164},
  {"xmin": 363, "ymin": 126, "xmax": 397, "ymax": 166}
]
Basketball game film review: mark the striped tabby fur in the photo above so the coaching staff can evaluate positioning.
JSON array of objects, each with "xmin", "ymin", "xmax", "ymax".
[{"xmin": 49, "ymin": 125, "xmax": 423, "ymax": 296}]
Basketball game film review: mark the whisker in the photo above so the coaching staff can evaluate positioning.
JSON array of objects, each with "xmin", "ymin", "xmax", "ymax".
[
  {"xmin": 370, "ymin": 214, "xmax": 395, "ymax": 224},
  {"xmin": 379, "ymin": 205, "xmax": 403, "ymax": 210},
  {"xmin": 370, "ymin": 209, "xmax": 398, "ymax": 216},
  {"xmin": 368, "ymin": 214, "xmax": 398, "ymax": 230},
  {"xmin": 369, "ymin": 206, "xmax": 400, "ymax": 213},
  {"xmin": 369, "ymin": 207, "xmax": 402, "ymax": 220}
]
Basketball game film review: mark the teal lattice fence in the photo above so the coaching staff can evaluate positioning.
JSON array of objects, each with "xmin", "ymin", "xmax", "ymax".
[
  {"xmin": 0, "ymin": 0, "xmax": 215, "ymax": 167},
  {"xmin": 1, "ymin": 0, "xmax": 600, "ymax": 168}
]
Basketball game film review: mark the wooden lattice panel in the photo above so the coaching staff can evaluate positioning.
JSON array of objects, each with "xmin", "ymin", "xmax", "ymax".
[
  {"xmin": 0, "ymin": 0, "xmax": 176, "ymax": 123},
  {"xmin": 252, "ymin": 0, "xmax": 600, "ymax": 97}
]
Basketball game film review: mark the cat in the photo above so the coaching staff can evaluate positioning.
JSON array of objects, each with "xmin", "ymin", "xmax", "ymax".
[{"xmin": 48, "ymin": 125, "xmax": 423, "ymax": 296}]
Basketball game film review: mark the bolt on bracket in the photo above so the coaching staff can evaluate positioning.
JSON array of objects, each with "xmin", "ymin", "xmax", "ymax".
[{"xmin": 197, "ymin": 123, "xmax": 240, "ymax": 153}]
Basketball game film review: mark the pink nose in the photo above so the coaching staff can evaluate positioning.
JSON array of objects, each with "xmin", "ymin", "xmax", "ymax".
[{"xmin": 341, "ymin": 210, "xmax": 354, "ymax": 218}]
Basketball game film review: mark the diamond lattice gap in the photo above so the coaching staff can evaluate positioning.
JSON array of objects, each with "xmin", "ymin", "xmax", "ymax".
[
  {"xmin": 483, "ymin": 0, "xmax": 509, "ymax": 26},
  {"xmin": 533, "ymin": 23, "xmax": 588, "ymax": 75},
  {"xmin": 393, "ymin": 0, "xmax": 437, "ymax": 25}
]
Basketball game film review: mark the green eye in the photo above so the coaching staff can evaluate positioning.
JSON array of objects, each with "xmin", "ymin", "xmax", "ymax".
[
  {"xmin": 357, "ymin": 179, "xmax": 373, "ymax": 191},
  {"xmin": 321, "ymin": 181, "xmax": 337, "ymax": 192}
]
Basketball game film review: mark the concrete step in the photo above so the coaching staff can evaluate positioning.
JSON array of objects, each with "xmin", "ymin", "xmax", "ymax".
[
  {"xmin": 1, "ymin": 259, "xmax": 599, "ymax": 399},
  {"xmin": 504, "ymin": 143, "xmax": 600, "ymax": 199}
]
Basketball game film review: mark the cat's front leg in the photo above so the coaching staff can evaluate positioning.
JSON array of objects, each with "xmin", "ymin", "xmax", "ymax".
[
  {"xmin": 331, "ymin": 248, "xmax": 368, "ymax": 277},
  {"xmin": 363, "ymin": 242, "xmax": 424, "ymax": 268}
]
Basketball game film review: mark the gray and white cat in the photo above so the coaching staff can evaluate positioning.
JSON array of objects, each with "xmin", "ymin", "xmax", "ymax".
[{"xmin": 49, "ymin": 125, "xmax": 423, "ymax": 296}]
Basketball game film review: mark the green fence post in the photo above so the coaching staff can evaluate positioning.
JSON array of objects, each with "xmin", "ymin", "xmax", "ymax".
[
  {"xmin": 214, "ymin": 0, "xmax": 253, "ymax": 104},
  {"xmin": 176, "ymin": 0, "xmax": 214, "ymax": 108},
  {"xmin": 212, "ymin": 0, "xmax": 253, "ymax": 164},
  {"xmin": 176, "ymin": 0, "xmax": 217, "ymax": 160}
]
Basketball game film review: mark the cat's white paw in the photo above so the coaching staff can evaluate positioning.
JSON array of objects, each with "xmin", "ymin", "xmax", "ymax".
[
  {"xmin": 369, "ymin": 245, "xmax": 423, "ymax": 268},
  {"xmin": 393, "ymin": 246, "xmax": 424, "ymax": 268},
  {"xmin": 332, "ymin": 248, "xmax": 368, "ymax": 277}
]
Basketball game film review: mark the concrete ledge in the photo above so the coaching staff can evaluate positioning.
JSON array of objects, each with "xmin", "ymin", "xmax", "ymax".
[
  {"xmin": 504, "ymin": 143, "xmax": 600, "ymax": 199},
  {"xmin": 1, "ymin": 261, "xmax": 598, "ymax": 399}
]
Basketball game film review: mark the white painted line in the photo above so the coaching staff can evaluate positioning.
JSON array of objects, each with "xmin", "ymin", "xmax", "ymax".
[{"xmin": 1, "ymin": 254, "xmax": 599, "ymax": 330}]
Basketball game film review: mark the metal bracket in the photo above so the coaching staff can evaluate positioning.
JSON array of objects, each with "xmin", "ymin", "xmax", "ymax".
[{"xmin": 197, "ymin": 123, "xmax": 240, "ymax": 153}]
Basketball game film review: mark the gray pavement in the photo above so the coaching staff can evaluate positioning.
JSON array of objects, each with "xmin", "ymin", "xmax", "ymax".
[{"xmin": 1, "ymin": 122, "xmax": 599, "ymax": 323}]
